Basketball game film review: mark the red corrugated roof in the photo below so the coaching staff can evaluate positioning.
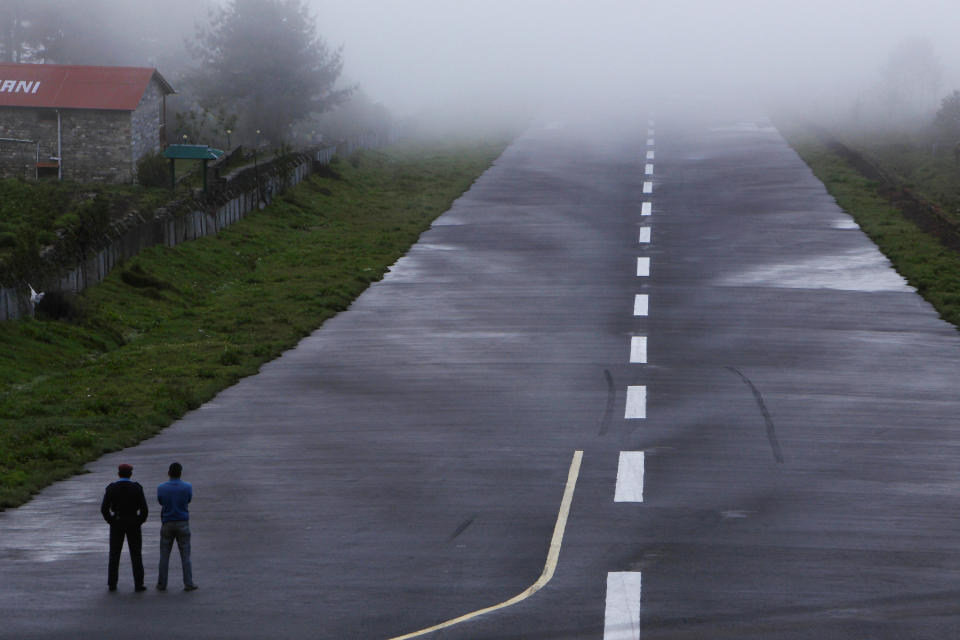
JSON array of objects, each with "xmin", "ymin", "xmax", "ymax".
[{"xmin": 0, "ymin": 63, "xmax": 174, "ymax": 111}]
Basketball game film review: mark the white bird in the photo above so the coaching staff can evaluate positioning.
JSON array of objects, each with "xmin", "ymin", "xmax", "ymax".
[{"xmin": 28, "ymin": 284, "xmax": 44, "ymax": 305}]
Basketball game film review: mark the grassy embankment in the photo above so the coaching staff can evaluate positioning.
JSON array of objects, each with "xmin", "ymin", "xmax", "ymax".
[
  {"xmin": 784, "ymin": 129, "xmax": 960, "ymax": 328},
  {"xmin": 0, "ymin": 140, "xmax": 506, "ymax": 508},
  {"xmin": 0, "ymin": 180, "xmax": 173, "ymax": 259},
  {"xmin": 842, "ymin": 130, "xmax": 960, "ymax": 218}
]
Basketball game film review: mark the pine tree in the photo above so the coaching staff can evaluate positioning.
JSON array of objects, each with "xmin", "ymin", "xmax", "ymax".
[{"xmin": 187, "ymin": 0, "xmax": 349, "ymax": 145}]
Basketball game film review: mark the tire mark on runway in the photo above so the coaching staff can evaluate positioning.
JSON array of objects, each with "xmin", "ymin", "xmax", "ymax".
[
  {"xmin": 726, "ymin": 366, "xmax": 785, "ymax": 463},
  {"xmin": 599, "ymin": 369, "xmax": 616, "ymax": 436},
  {"xmin": 448, "ymin": 517, "xmax": 475, "ymax": 542}
]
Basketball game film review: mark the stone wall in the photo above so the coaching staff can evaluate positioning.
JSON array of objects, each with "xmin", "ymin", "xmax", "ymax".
[
  {"xmin": 0, "ymin": 105, "xmax": 139, "ymax": 183},
  {"xmin": 131, "ymin": 79, "xmax": 165, "ymax": 168},
  {"xmin": 0, "ymin": 136, "xmax": 37, "ymax": 180},
  {"xmin": 60, "ymin": 109, "xmax": 132, "ymax": 183},
  {"xmin": 0, "ymin": 106, "xmax": 58, "ymax": 177}
]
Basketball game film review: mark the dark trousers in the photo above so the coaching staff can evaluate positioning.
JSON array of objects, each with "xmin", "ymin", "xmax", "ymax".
[{"xmin": 108, "ymin": 521, "xmax": 144, "ymax": 588}]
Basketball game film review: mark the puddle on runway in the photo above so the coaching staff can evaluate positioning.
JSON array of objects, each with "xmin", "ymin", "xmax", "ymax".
[
  {"xmin": 416, "ymin": 243, "xmax": 462, "ymax": 251},
  {"xmin": 0, "ymin": 491, "xmax": 104, "ymax": 562},
  {"xmin": 831, "ymin": 218, "xmax": 860, "ymax": 230},
  {"xmin": 718, "ymin": 247, "xmax": 913, "ymax": 292}
]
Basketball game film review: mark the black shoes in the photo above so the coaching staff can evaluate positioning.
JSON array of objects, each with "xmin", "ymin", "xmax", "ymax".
[{"xmin": 113, "ymin": 583, "xmax": 193, "ymax": 592}]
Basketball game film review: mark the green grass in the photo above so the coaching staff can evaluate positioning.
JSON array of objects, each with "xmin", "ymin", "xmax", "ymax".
[
  {"xmin": 786, "ymin": 131, "xmax": 960, "ymax": 328},
  {"xmin": 0, "ymin": 178, "xmax": 176, "ymax": 270},
  {"xmin": 840, "ymin": 129, "xmax": 960, "ymax": 222},
  {"xmin": 0, "ymin": 139, "xmax": 507, "ymax": 508}
]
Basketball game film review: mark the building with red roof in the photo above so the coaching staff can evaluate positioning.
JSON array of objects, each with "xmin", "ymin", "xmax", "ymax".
[{"xmin": 0, "ymin": 63, "xmax": 175, "ymax": 183}]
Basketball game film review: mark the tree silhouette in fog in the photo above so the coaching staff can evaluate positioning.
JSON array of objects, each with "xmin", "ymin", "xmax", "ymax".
[
  {"xmin": 880, "ymin": 37, "xmax": 942, "ymax": 121},
  {"xmin": 187, "ymin": 0, "xmax": 350, "ymax": 146},
  {"xmin": 934, "ymin": 90, "xmax": 960, "ymax": 143},
  {"xmin": 1, "ymin": 0, "xmax": 209, "ymax": 68}
]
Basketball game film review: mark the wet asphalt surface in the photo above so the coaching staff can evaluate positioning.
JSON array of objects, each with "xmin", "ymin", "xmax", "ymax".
[{"xmin": 3, "ymin": 114, "xmax": 960, "ymax": 639}]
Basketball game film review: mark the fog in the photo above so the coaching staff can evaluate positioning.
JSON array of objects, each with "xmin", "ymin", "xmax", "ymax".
[
  {"xmin": 7, "ymin": 0, "xmax": 960, "ymax": 134},
  {"xmin": 310, "ymin": 0, "xmax": 960, "ymax": 125}
]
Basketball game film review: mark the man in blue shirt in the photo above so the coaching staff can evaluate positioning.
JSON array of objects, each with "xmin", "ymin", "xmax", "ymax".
[{"xmin": 156, "ymin": 462, "xmax": 198, "ymax": 591}]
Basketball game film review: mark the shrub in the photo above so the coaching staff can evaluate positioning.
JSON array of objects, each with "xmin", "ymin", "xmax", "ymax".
[
  {"xmin": 136, "ymin": 151, "xmax": 170, "ymax": 188},
  {"xmin": 73, "ymin": 195, "xmax": 111, "ymax": 253},
  {"xmin": 35, "ymin": 290, "xmax": 85, "ymax": 321}
]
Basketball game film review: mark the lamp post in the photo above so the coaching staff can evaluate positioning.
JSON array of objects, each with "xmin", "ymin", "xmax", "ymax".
[{"xmin": 226, "ymin": 129, "xmax": 232, "ymax": 150}]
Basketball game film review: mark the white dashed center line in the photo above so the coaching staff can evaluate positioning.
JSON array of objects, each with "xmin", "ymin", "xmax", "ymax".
[
  {"xmin": 606, "ymin": 117, "xmax": 656, "ymax": 640},
  {"xmin": 614, "ymin": 451, "xmax": 645, "ymax": 502},
  {"xmin": 624, "ymin": 386, "xmax": 646, "ymax": 419},
  {"xmin": 636, "ymin": 257, "xmax": 650, "ymax": 277},
  {"xmin": 633, "ymin": 294, "xmax": 648, "ymax": 316},
  {"xmin": 604, "ymin": 572, "xmax": 643, "ymax": 640}
]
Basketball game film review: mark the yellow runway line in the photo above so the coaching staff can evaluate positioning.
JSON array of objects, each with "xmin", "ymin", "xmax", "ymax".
[{"xmin": 387, "ymin": 450, "xmax": 584, "ymax": 640}]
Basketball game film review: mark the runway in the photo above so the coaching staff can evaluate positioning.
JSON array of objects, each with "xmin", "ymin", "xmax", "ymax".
[{"xmin": 2, "ymin": 112, "xmax": 960, "ymax": 639}]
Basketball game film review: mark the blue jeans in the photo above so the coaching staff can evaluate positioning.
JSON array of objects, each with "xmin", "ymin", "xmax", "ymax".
[{"xmin": 158, "ymin": 520, "xmax": 195, "ymax": 588}]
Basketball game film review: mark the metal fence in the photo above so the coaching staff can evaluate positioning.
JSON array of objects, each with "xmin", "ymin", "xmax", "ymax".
[{"xmin": 0, "ymin": 131, "xmax": 393, "ymax": 321}]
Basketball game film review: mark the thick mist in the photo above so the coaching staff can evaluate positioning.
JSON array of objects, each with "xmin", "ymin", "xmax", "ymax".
[
  {"xmin": 7, "ymin": 0, "xmax": 960, "ymax": 134},
  {"xmin": 311, "ymin": 0, "xmax": 960, "ymax": 127}
]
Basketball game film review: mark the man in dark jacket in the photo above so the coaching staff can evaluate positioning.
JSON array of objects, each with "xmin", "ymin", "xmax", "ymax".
[{"xmin": 100, "ymin": 463, "xmax": 148, "ymax": 592}]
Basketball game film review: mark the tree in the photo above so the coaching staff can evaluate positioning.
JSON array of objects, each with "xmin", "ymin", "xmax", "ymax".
[
  {"xmin": 0, "ymin": 0, "xmax": 26, "ymax": 62},
  {"xmin": 187, "ymin": 0, "xmax": 349, "ymax": 145},
  {"xmin": 934, "ymin": 91, "xmax": 960, "ymax": 142},
  {"xmin": 880, "ymin": 37, "xmax": 942, "ymax": 120},
  {"xmin": 1, "ymin": 0, "xmax": 210, "ymax": 68},
  {"xmin": 0, "ymin": 0, "xmax": 62, "ymax": 63},
  {"xmin": 296, "ymin": 89, "xmax": 393, "ymax": 143}
]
